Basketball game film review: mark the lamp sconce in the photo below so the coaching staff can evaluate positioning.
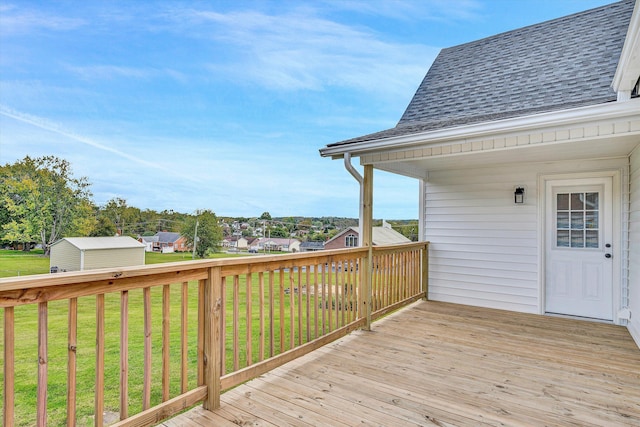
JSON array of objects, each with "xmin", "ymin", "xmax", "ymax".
[{"xmin": 514, "ymin": 186, "xmax": 525, "ymax": 204}]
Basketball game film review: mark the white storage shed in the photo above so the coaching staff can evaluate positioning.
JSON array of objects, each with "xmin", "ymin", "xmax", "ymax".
[{"xmin": 50, "ymin": 236, "xmax": 146, "ymax": 272}]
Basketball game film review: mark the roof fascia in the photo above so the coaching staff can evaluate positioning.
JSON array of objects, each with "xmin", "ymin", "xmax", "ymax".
[
  {"xmin": 320, "ymin": 100, "xmax": 640, "ymax": 159},
  {"xmin": 612, "ymin": 0, "xmax": 640, "ymax": 99}
]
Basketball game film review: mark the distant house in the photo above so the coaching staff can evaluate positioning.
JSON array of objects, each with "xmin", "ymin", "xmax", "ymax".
[
  {"xmin": 300, "ymin": 241, "xmax": 325, "ymax": 252},
  {"xmin": 248, "ymin": 237, "xmax": 302, "ymax": 252},
  {"xmin": 50, "ymin": 236, "xmax": 145, "ymax": 272},
  {"xmin": 324, "ymin": 224, "xmax": 411, "ymax": 250},
  {"xmin": 153, "ymin": 232, "xmax": 188, "ymax": 253},
  {"xmin": 221, "ymin": 236, "xmax": 249, "ymax": 250},
  {"xmin": 139, "ymin": 235, "xmax": 159, "ymax": 252}
]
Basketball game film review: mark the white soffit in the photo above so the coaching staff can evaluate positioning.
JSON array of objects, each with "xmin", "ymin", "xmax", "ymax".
[{"xmin": 358, "ymin": 102, "xmax": 640, "ymax": 175}]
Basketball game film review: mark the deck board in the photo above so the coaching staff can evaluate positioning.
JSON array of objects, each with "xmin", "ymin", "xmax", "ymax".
[{"xmin": 161, "ymin": 301, "xmax": 640, "ymax": 426}]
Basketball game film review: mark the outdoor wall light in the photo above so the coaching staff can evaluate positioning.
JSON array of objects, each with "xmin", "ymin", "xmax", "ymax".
[{"xmin": 514, "ymin": 187, "xmax": 525, "ymax": 204}]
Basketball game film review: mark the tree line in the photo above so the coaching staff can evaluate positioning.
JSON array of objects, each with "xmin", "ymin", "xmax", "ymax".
[
  {"xmin": 0, "ymin": 156, "xmax": 219, "ymax": 256},
  {"xmin": 1, "ymin": 156, "xmax": 417, "ymax": 257}
]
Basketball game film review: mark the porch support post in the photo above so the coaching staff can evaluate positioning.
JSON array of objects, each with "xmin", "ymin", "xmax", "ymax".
[
  {"xmin": 422, "ymin": 242, "xmax": 429, "ymax": 300},
  {"xmin": 362, "ymin": 164, "xmax": 373, "ymax": 330},
  {"xmin": 203, "ymin": 266, "xmax": 222, "ymax": 410}
]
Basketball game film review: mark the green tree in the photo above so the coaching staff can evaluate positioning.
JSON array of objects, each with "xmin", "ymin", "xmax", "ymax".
[
  {"xmin": 0, "ymin": 156, "xmax": 93, "ymax": 254},
  {"xmin": 180, "ymin": 210, "xmax": 222, "ymax": 258},
  {"xmin": 269, "ymin": 225, "xmax": 287, "ymax": 238},
  {"xmin": 259, "ymin": 211, "xmax": 272, "ymax": 220}
]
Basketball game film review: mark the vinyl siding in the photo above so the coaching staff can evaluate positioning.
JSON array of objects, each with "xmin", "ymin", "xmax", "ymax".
[
  {"xmin": 49, "ymin": 240, "xmax": 81, "ymax": 272},
  {"xmin": 628, "ymin": 145, "xmax": 640, "ymax": 346},
  {"xmin": 423, "ymin": 157, "xmax": 628, "ymax": 314},
  {"xmin": 83, "ymin": 248, "xmax": 145, "ymax": 270}
]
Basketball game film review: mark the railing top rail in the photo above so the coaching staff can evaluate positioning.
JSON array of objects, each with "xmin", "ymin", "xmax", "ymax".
[{"xmin": 0, "ymin": 243, "xmax": 427, "ymax": 292}]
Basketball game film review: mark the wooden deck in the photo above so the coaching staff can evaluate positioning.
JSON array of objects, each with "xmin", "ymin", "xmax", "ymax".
[{"xmin": 161, "ymin": 300, "xmax": 640, "ymax": 426}]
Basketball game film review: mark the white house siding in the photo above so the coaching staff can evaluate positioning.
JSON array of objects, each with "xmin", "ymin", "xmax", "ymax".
[
  {"xmin": 423, "ymin": 157, "xmax": 629, "ymax": 315},
  {"xmin": 628, "ymin": 145, "xmax": 640, "ymax": 346},
  {"xmin": 83, "ymin": 248, "xmax": 145, "ymax": 270},
  {"xmin": 49, "ymin": 240, "xmax": 81, "ymax": 272}
]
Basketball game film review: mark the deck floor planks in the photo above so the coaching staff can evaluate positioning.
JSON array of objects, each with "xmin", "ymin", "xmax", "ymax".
[{"xmin": 165, "ymin": 300, "xmax": 640, "ymax": 426}]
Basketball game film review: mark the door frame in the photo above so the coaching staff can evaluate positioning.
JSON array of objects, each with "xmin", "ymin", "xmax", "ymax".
[{"xmin": 538, "ymin": 170, "xmax": 622, "ymax": 323}]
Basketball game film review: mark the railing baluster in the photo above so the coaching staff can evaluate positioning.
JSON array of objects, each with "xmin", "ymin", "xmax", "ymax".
[
  {"xmin": 197, "ymin": 279, "xmax": 205, "ymax": 385},
  {"xmin": 327, "ymin": 262, "xmax": 333, "ymax": 332},
  {"xmin": 67, "ymin": 298, "xmax": 77, "ymax": 427},
  {"xmin": 95, "ymin": 294, "xmax": 105, "ymax": 427},
  {"xmin": 279, "ymin": 271, "xmax": 285, "ymax": 353},
  {"xmin": 233, "ymin": 275, "xmax": 239, "ymax": 371},
  {"xmin": 340, "ymin": 261, "xmax": 346, "ymax": 327},
  {"xmin": 220, "ymin": 277, "xmax": 226, "ymax": 375},
  {"xmin": 120, "ymin": 291, "xmax": 128, "ymax": 420},
  {"xmin": 4, "ymin": 306, "xmax": 15, "ymax": 427},
  {"xmin": 246, "ymin": 273, "xmax": 252, "ymax": 366},
  {"xmin": 258, "ymin": 272, "xmax": 265, "ymax": 362},
  {"xmin": 37, "ymin": 302, "xmax": 47, "ymax": 427},
  {"xmin": 181, "ymin": 282, "xmax": 188, "ymax": 394},
  {"xmin": 306, "ymin": 266, "xmax": 311, "ymax": 342},
  {"xmin": 142, "ymin": 287, "xmax": 151, "ymax": 410},
  {"xmin": 297, "ymin": 267, "xmax": 303, "ymax": 346},
  {"xmin": 313, "ymin": 264, "xmax": 319, "ymax": 339},
  {"xmin": 289, "ymin": 267, "xmax": 295, "ymax": 350},
  {"xmin": 268, "ymin": 271, "xmax": 275, "ymax": 358},
  {"xmin": 162, "ymin": 284, "xmax": 170, "ymax": 402}
]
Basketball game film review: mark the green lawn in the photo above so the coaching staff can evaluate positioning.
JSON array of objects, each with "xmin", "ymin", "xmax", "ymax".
[
  {"xmin": 0, "ymin": 249, "xmax": 342, "ymax": 426},
  {"xmin": 0, "ymin": 249, "xmax": 249, "ymax": 278},
  {"xmin": 0, "ymin": 249, "xmax": 49, "ymax": 278}
]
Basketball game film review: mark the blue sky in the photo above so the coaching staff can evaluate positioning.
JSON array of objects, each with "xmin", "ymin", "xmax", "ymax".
[{"xmin": 0, "ymin": 0, "xmax": 614, "ymax": 219}]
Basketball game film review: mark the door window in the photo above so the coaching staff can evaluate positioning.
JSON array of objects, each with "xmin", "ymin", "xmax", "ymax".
[{"xmin": 556, "ymin": 192, "xmax": 599, "ymax": 249}]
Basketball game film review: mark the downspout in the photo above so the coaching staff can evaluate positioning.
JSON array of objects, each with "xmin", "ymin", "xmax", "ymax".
[
  {"xmin": 344, "ymin": 153, "xmax": 372, "ymax": 330},
  {"xmin": 344, "ymin": 153, "xmax": 364, "ymax": 243}
]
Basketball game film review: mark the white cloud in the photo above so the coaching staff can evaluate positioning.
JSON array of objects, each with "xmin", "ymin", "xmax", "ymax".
[
  {"xmin": 0, "ymin": 3, "xmax": 85, "ymax": 34},
  {"xmin": 0, "ymin": 105, "xmax": 184, "ymax": 178},
  {"xmin": 178, "ymin": 6, "xmax": 440, "ymax": 96}
]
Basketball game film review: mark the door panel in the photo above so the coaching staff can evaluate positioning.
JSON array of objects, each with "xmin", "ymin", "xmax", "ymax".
[{"xmin": 545, "ymin": 178, "xmax": 613, "ymax": 320}]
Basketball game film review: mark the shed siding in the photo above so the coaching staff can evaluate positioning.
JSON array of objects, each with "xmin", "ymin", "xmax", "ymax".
[
  {"xmin": 423, "ymin": 157, "xmax": 628, "ymax": 314},
  {"xmin": 83, "ymin": 248, "xmax": 145, "ymax": 270},
  {"xmin": 629, "ymin": 145, "xmax": 640, "ymax": 346},
  {"xmin": 50, "ymin": 240, "xmax": 81, "ymax": 272}
]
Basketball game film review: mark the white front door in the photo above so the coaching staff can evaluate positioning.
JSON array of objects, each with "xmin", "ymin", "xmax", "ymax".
[{"xmin": 545, "ymin": 177, "xmax": 613, "ymax": 320}]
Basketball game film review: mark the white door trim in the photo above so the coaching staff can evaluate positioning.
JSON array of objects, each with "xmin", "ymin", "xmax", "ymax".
[{"xmin": 538, "ymin": 170, "xmax": 622, "ymax": 323}]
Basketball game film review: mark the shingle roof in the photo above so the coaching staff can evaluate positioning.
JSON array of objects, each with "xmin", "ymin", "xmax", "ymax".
[
  {"xmin": 328, "ymin": 0, "xmax": 634, "ymax": 148},
  {"xmin": 156, "ymin": 232, "xmax": 181, "ymax": 243}
]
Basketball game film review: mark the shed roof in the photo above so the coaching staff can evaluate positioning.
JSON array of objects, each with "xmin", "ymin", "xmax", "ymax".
[
  {"xmin": 54, "ymin": 236, "xmax": 145, "ymax": 250},
  {"xmin": 327, "ymin": 0, "xmax": 634, "ymax": 148}
]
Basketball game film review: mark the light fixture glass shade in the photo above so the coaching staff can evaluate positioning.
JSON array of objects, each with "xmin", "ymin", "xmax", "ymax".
[{"xmin": 514, "ymin": 187, "xmax": 525, "ymax": 204}]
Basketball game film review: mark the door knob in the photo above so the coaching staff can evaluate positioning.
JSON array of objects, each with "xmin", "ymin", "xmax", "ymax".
[{"xmin": 605, "ymin": 253, "xmax": 612, "ymax": 259}]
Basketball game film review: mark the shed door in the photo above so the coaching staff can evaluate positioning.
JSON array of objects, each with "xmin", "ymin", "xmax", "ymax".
[{"xmin": 545, "ymin": 177, "xmax": 613, "ymax": 320}]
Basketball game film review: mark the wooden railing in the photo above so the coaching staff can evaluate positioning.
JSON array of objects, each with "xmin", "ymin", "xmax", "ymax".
[{"xmin": 0, "ymin": 242, "xmax": 428, "ymax": 426}]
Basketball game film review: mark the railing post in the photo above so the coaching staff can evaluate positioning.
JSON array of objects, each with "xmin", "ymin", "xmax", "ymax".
[
  {"xmin": 203, "ymin": 266, "xmax": 222, "ymax": 410},
  {"xmin": 362, "ymin": 164, "xmax": 373, "ymax": 330},
  {"xmin": 422, "ymin": 243, "xmax": 429, "ymax": 300}
]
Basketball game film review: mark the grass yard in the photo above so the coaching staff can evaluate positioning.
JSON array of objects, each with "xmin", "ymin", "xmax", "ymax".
[
  {"xmin": 1, "ymin": 250, "xmax": 343, "ymax": 426},
  {"xmin": 0, "ymin": 248, "xmax": 250, "ymax": 278},
  {"xmin": 0, "ymin": 249, "xmax": 49, "ymax": 278}
]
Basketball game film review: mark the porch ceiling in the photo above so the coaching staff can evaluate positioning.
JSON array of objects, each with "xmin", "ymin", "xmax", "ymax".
[{"xmin": 370, "ymin": 134, "xmax": 640, "ymax": 177}]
